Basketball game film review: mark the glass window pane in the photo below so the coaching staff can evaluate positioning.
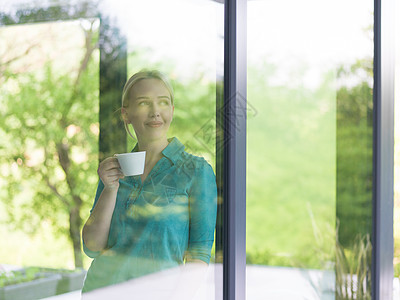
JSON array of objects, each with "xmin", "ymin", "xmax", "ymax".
[
  {"xmin": 0, "ymin": 1, "xmax": 223, "ymax": 299},
  {"xmin": 0, "ymin": 15, "xmax": 100, "ymax": 298},
  {"xmin": 247, "ymin": 0, "xmax": 374, "ymax": 299}
]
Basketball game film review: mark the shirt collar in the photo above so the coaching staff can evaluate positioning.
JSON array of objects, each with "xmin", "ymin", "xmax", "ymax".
[{"xmin": 131, "ymin": 137, "xmax": 185, "ymax": 165}]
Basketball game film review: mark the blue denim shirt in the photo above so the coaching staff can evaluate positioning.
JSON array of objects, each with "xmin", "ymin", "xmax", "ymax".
[{"xmin": 82, "ymin": 137, "xmax": 217, "ymax": 292}]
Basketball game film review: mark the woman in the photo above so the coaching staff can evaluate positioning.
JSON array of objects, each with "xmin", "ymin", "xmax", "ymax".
[{"xmin": 81, "ymin": 70, "xmax": 217, "ymax": 295}]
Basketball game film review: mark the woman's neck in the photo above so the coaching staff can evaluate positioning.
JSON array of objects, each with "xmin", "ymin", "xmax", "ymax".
[{"xmin": 137, "ymin": 137, "xmax": 169, "ymax": 162}]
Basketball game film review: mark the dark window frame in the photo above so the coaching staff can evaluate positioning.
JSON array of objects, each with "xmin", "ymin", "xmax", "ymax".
[
  {"xmin": 372, "ymin": 0, "xmax": 395, "ymax": 299},
  {"xmin": 222, "ymin": 0, "xmax": 247, "ymax": 299}
]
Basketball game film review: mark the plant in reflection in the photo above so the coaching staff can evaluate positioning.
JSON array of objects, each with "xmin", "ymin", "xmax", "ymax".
[
  {"xmin": 335, "ymin": 58, "xmax": 373, "ymax": 299},
  {"xmin": 307, "ymin": 203, "xmax": 335, "ymax": 269},
  {"xmin": 335, "ymin": 221, "xmax": 372, "ymax": 300},
  {"xmin": 0, "ymin": 268, "xmax": 41, "ymax": 287},
  {"xmin": 0, "ymin": 19, "xmax": 99, "ymax": 268}
]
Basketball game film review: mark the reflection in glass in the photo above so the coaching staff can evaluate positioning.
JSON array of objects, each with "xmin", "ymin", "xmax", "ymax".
[
  {"xmin": 82, "ymin": 71, "xmax": 218, "ymax": 298},
  {"xmin": 247, "ymin": 0, "xmax": 373, "ymax": 299},
  {"xmin": 0, "ymin": 18, "xmax": 100, "ymax": 270},
  {"xmin": 0, "ymin": 0, "xmax": 223, "ymax": 299}
]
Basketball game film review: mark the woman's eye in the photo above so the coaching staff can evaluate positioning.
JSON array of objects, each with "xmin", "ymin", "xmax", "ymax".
[{"xmin": 139, "ymin": 101, "xmax": 148, "ymax": 106}]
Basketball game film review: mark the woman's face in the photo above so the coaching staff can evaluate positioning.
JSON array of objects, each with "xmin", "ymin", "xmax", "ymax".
[{"xmin": 122, "ymin": 78, "xmax": 174, "ymax": 142}]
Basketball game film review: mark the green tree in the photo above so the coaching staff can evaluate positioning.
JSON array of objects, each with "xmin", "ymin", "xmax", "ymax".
[
  {"xmin": 336, "ymin": 58, "xmax": 373, "ymax": 248},
  {"xmin": 0, "ymin": 20, "xmax": 99, "ymax": 268}
]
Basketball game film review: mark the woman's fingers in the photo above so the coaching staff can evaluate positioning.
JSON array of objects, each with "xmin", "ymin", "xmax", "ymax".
[
  {"xmin": 98, "ymin": 157, "xmax": 124, "ymax": 188},
  {"xmin": 106, "ymin": 175, "xmax": 123, "ymax": 182},
  {"xmin": 100, "ymin": 158, "xmax": 121, "ymax": 171},
  {"xmin": 104, "ymin": 169, "xmax": 124, "ymax": 177}
]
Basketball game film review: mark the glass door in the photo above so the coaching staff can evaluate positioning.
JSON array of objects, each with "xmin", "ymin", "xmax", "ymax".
[{"xmin": 247, "ymin": 0, "xmax": 374, "ymax": 299}]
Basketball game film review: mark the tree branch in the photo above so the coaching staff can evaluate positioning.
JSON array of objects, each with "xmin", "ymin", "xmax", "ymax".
[
  {"xmin": 45, "ymin": 177, "xmax": 70, "ymax": 208},
  {"xmin": 32, "ymin": 156, "xmax": 70, "ymax": 208},
  {"xmin": 0, "ymin": 42, "xmax": 40, "ymax": 75},
  {"xmin": 56, "ymin": 142, "xmax": 83, "ymax": 208}
]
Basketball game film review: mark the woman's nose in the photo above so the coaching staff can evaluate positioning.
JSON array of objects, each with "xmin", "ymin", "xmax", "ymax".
[{"xmin": 149, "ymin": 103, "xmax": 160, "ymax": 116}]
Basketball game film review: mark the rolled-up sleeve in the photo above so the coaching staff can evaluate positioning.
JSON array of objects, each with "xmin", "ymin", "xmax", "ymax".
[
  {"xmin": 82, "ymin": 180, "xmax": 104, "ymax": 259},
  {"xmin": 186, "ymin": 159, "xmax": 218, "ymax": 264}
]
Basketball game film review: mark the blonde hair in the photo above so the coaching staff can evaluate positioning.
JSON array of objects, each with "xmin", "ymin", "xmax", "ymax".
[{"xmin": 121, "ymin": 70, "xmax": 174, "ymax": 140}]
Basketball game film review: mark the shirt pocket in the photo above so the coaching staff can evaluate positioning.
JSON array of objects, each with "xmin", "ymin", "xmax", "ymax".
[{"xmin": 141, "ymin": 184, "xmax": 187, "ymax": 207}]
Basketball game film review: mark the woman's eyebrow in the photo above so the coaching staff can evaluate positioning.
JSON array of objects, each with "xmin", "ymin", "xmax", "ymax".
[{"xmin": 135, "ymin": 96, "xmax": 170, "ymax": 100}]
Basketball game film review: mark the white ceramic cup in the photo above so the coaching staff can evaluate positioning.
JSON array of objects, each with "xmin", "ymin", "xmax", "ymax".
[{"xmin": 115, "ymin": 151, "xmax": 146, "ymax": 176}]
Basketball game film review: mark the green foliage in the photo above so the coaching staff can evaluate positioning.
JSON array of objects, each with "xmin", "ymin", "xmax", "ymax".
[
  {"xmin": 0, "ymin": 266, "xmax": 83, "ymax": 288},
  {"xmin": 246, "ymin": 249, "xmax": 292, "ymax": 267},
  {"xmin": 0, "ymin": 14, "xmax": 377, "ymax": 282},
  {"xmin": 0, "ymin": 21, "xmax": 99, "ymax": 268},
  {"xmin": 0, "ymin": 268, "xmax": 41, "ymax": 288},
  {"xmin": 335, "ymin": 223, "xmax": 372, "ymax": 300},
  {"xmin": 246, "ymin": 61, "xmax": 336, "ymax": 270},
  {"xmin": 394, "ymin": 263, "xmax": 400, "ymax": 278},
  {"xmin": 0, "ymin": 62, "xmax": 99, "ymax": 229},
  {"xmin": 30, "ymin": 267, "xmax": 84, "ymax": 274},
  {"xmin": 336, "ymin": 59, "xmax": 373, "ymax": 248},
  {"xmin": 246, "ymin": 56, "xmax": 374, "ymax": 275}
]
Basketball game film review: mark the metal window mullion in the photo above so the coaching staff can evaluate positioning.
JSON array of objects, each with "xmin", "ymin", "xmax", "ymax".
[
  {"xmin": 223, "ymin": 0, "xmax": 247, "ymax": 299},
  {"xmin": 372, "ymin": 0, "xmax": 395, "ymax": 298}
]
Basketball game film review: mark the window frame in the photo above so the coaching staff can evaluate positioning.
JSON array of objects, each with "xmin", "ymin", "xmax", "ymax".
[
  {"xmin": 372, "ymin": 0, "xmax": 395, "ymax": 299},
  {"xmin": 222, "ymin": 0, "xmax": 247, "ymax": 299}
]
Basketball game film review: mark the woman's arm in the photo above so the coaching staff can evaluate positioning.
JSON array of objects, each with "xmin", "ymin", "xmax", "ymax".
[
  {"xmin": 186, "ymin": 159, "xmax": 218, "ymax": 263},
  {"xmin": 82, "ymin": 186, "xmax": 118, "ymax": 252},
  {"xmin": 82, "ymin": 157, "xmax": 124, "ymax": 252},
  {"xmin": 167, "ymin": 159, "xmax": 218, "ymax": 299}
]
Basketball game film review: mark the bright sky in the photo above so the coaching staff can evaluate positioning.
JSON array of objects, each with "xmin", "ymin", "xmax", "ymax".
[
  {"xmin": 248, "ymin": 0, "xmax": 373, "ymax": 88},
  {"xmin": 98, "ymin": 0, "xmax": 221, "ymax": 81},
  {"xmin": 1, "ymin": 0, "xmax": 373, "ymax": 83},
  {"xmin": 248, "ymin": 0, "xmax": 373, "ymax": 63},
  {"xmin": 98, "ymin": 0, "xmax": 373, "ymax": 87}
]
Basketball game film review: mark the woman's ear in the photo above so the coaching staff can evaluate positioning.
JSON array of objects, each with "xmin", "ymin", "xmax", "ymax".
[{"xmin": 121, "ymin": 107, "xmax": 129, "ymax": 124}]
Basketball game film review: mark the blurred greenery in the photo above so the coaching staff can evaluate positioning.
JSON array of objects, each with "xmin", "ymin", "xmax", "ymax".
[
  {"xmin": 0, "ymin": 20, "xmax": 99, "ymax": 268},
  {"xmin": 335, "ymin": 226, "xmax": 372, "ymax": 300},
  {"xmin": 246, "ymin": 61, "xmax": 337, "ymax": 269},
  {"xmin": 246, "ymin": 56, "xmax": 373, "ymax": 273},
  {"xmin": 0, "ymin": 18, "xmax": 217, "ymax": 270},
  {"xmin": 0, "ymin": 5, "xmax": 380, "ymax": 289},
  {"xmin": 336, "ymin": 60, "xmax": 373, "ymax": 249},
  {"xmin": 0, "ymin": 267, "xmax": 42, "ymax": 287}
]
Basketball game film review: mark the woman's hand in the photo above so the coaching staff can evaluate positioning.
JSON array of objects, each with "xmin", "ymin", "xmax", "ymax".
[
  {"xmin": 83, "ymin": 157, "xmax": 124, "ymax": 252},
  {"xmin": 97, "ymin": 157, "xmax": 125, "ymax": 189}
]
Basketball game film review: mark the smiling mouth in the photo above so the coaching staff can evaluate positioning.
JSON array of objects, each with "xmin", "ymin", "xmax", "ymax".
[{"xmin": 146, "ymin": 123, "xmax": 163, "ymax": 127}]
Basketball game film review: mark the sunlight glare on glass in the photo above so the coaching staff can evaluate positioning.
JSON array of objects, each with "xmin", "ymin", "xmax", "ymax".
[
  {"xmin": 100, "ymin": 0, "xmax": 218, "ymax": 81},
  {"xmin": 248, "ymin": 0, "xmax": 373, "ymax": 89}
]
